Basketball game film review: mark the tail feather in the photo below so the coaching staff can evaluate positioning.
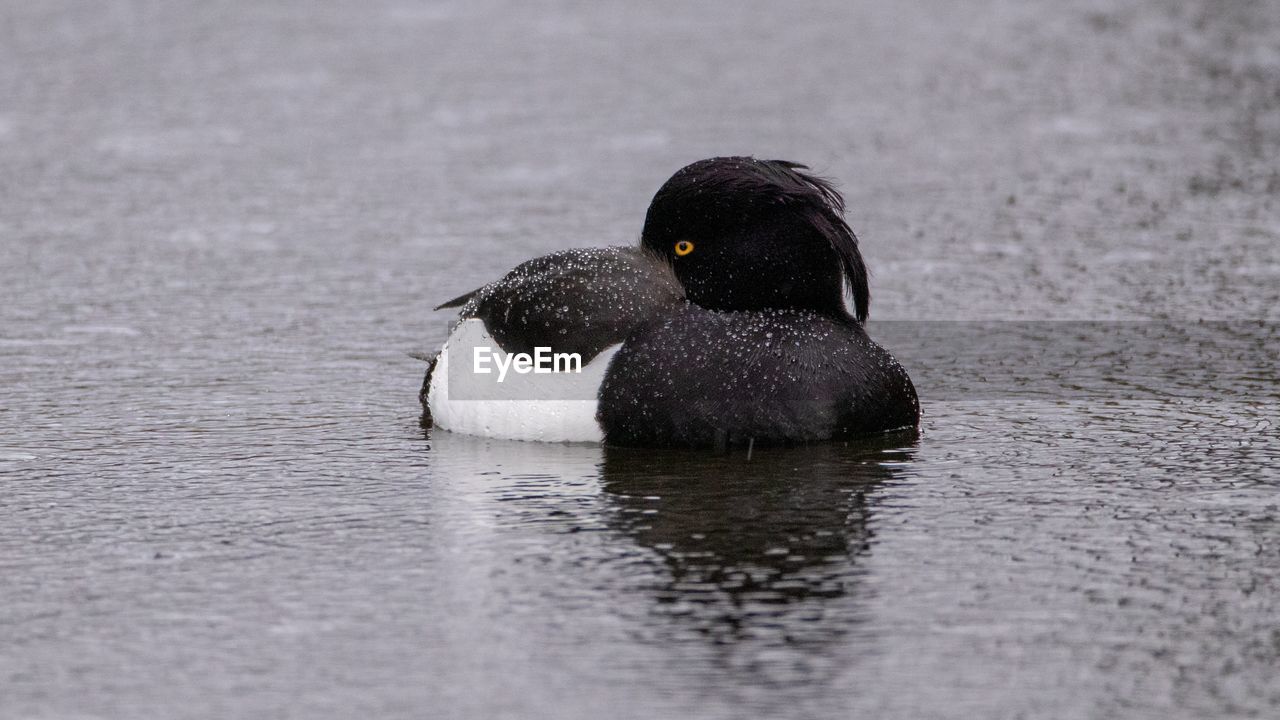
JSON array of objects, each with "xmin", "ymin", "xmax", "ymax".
[{"xmin": 434, "ymin": 288, "xmax": 480, "ymax": 311}]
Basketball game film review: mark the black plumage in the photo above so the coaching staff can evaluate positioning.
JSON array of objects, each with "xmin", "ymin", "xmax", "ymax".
[{"xmin": 597, "ymin": 305, "xmax": 917, "ymax": 447}]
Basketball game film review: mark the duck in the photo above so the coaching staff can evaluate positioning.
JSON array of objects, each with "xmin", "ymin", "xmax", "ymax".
[{"xmin": 419, "ymin": 157, "xmax": 919, "ymax": 447}]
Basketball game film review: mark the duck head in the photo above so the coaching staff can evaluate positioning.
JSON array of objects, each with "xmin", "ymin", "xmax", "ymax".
[{"xmin": 640, "ymin": 156, "xmax": 869, "ymax": 322}]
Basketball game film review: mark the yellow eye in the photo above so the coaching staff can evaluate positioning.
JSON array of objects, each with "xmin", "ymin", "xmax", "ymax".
[{"xmin": 674, "ymin": 240, "xmax": 695, "ymax": 257}]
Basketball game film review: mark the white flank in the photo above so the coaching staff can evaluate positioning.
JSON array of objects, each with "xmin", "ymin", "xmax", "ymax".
[{"xmin": 427, "ymin": 319, "xmax": 619, "ymax": 443}]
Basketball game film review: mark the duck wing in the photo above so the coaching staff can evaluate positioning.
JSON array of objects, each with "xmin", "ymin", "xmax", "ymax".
[{"xmin": 443, "ymin": 246, "xmax": 684, "ymax": 364}]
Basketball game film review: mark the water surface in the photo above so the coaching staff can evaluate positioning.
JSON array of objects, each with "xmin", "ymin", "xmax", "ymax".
[{"xmin": 3, "ymin": 1, "xmax": 1278, "ymax": 718}]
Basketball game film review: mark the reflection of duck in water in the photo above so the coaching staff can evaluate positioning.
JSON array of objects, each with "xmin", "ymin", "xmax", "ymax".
[{"xmin": 601, "ymin": 432, "xmax": 917, "ymax": 653}]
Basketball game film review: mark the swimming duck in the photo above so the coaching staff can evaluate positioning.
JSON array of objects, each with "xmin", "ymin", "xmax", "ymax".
[{"xmin": 420, "ymin": 157, "xmax": 919, "ymax": 446}]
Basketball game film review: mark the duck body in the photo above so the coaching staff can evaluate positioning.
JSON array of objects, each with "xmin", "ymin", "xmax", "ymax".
[
  {"xmin": 599, "ymin": 305, "xmax": 917, "ymax": 446},
  {"xmin": 420, "ymin": 157, "xmax": 919, "ymax": 447}
]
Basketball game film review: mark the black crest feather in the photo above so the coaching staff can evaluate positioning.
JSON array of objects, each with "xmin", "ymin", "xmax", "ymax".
[{"xmin": 754, "ymin": 159, "xmax": 869, "ymax": 322}]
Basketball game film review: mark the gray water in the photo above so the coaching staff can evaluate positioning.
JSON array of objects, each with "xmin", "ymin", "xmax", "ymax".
[{"xmin": 3, "ymin": 1, "xmax": 1279, "ymax": 718}]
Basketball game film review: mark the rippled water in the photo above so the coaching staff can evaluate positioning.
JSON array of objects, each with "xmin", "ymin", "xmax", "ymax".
[{"xmin": 3, "ymin": 1, "xmax": 1279, "ymax": 718}]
